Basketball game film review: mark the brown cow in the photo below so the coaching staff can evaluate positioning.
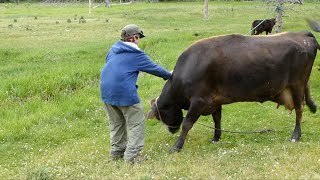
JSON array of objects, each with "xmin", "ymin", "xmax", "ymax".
[
  {"xmin": 251, "ymin": 18, "xmax": 276, "ymax": 35},
  {"xmin": 147, "ymin": 31, "xmax": 319, "ymax": 153}
]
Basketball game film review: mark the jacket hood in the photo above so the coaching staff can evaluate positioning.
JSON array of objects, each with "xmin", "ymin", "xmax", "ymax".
[{"xmin": 111, "ymin": 41, "xmax": 141, "ymax": 54}]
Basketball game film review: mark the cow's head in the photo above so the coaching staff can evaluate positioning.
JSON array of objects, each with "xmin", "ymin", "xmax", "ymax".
[{"xmin": 147, "ymin": 98, "xmax": 183, "ymax": 134}]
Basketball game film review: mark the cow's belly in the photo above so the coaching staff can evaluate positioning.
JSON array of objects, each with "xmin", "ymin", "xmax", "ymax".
[{"xmin": 211, "ymin": 85, "xmax": 294, "ymax": 110}]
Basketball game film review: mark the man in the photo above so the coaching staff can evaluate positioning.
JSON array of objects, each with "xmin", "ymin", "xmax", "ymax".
[
  {"xmin": 100, "ymin": 24, "xmax": 172, "ymax": 163},
  {"xmin": 105, "ymin": 0, "xmax": 110, "ymax": 7}
]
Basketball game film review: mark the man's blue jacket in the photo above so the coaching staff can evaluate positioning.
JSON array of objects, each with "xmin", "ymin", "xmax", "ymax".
[{"xmin": 100, "ymin": 40, "xmax": 172, "ymax": 106}]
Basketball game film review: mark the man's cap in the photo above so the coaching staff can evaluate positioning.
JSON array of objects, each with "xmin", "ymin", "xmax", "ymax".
[{"xmin": 121, "ymin": 24, "xmax": 145, "ymax": 38}]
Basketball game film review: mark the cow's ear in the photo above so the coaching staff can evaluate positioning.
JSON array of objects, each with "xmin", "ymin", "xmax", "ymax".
[
  {"xmin": 150, "ymin": 99, "xmax": 156, "ymax": 106},
  {"xmin": 146, "ymin": 110, "xmax": 155, "ymax": 119},
  {"xmin": 147, "ymin": 99, "xmax": 157, "ymax": 120}
]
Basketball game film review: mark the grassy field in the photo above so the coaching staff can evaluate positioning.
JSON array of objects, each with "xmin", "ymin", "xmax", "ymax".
[{"xmin": 1, "ymin": 1, "xmax": 320, "ymax": 179}]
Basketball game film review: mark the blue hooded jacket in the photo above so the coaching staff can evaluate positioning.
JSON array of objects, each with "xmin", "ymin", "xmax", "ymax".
[{"xmin": 100, "ymin": 40, "xmax": 172, "ymax": 106}]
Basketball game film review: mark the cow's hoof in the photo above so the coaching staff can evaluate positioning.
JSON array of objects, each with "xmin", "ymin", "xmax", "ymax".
[
  {"xmin": 211, "ymin": 137, "xmax": 221, "ymax": 142},
  {"xmin": 169, "ymin": 147, "xmax": 181, "ymax": 154},
  {"xmin": 211, "ymin": 140, "xmax": 219, "ymax": 144},
  {"xmin": 288, "ymin": 137, "xmax": 299, "ymax": 142}
]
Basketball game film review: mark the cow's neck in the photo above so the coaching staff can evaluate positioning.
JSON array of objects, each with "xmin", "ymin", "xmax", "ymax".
[{"xmin": 159, "ymin": 80, "xmax": 190, "ymax": 110}]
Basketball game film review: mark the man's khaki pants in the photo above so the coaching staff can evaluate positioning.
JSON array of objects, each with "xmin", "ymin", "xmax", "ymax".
[{"xmin": 104, "ymin": 103, "xmax": 145, "ymax": 161}]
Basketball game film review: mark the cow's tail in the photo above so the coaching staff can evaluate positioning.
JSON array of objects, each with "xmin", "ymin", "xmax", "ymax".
[
  {"xmin": 305, "ymin": 31, "xmax": 320, "ymax": 50},
  {"xmin": 305, "ymin": 82, "xmax": 317, "ymax": 113},
  {"xmin": 316, "ymin": 35, "xmax": 320, "ymax": 51},
  {"xmin": 305, "ymin": 18, "xmax": 320, "ymax": 50}
]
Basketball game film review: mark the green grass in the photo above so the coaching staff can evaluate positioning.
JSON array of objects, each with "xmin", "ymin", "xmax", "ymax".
[{"xmin": 1, "ymin": 1, "xmax": 320, "ymax": 179}]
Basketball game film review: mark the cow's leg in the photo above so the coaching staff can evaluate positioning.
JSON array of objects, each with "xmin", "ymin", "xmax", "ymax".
[
  {"xmin": 171, "ymin": 112, "xmax": 200, "ymax": 153},
  {"xmin": 305, "ymin": 82, "xmax": 317, "ymax": 113},
  {"xmin": 289, "ymin": 89, "xmax": 304, "ymax": 142},
  {"xmin": 211, "ymin": 106, "xmax": 222, "ymax": 142},
  {"xmin": 266, "ymin": 29, "xmax": 272, "ymax": 35},
  {"xmin": 290, "ymin": 104, "xmax": 303, "ymax": 142},
  {"xmin": 256, "ymin": 30, "xmax": 263, "ymax": 35},
  {"xmin": 170, "ymin": 101, "xmax": 202, "ymax": 153}
]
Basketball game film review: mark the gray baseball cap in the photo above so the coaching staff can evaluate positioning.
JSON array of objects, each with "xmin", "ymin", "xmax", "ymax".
[{"xmin": 121, "ymin": 24, "xmax": 145, "ymax": 38}]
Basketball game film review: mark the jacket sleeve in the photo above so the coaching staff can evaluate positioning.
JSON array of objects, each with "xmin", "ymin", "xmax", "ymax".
[{"xmin": 136, "ymin": 53, "xmax": 172, "ymax": 80}]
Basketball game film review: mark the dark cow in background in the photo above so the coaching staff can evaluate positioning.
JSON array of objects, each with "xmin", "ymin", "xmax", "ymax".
[
  {"xmin": 251, "ymin": 18, "xmax": 276, "ymax": 35},
  {"xmin": 307, "ymin": 19, "xmax": 320, "ymax": 32},
  {"xmin": 147, "ymin": 31, "xmax": 319, "ymax": 153}
]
